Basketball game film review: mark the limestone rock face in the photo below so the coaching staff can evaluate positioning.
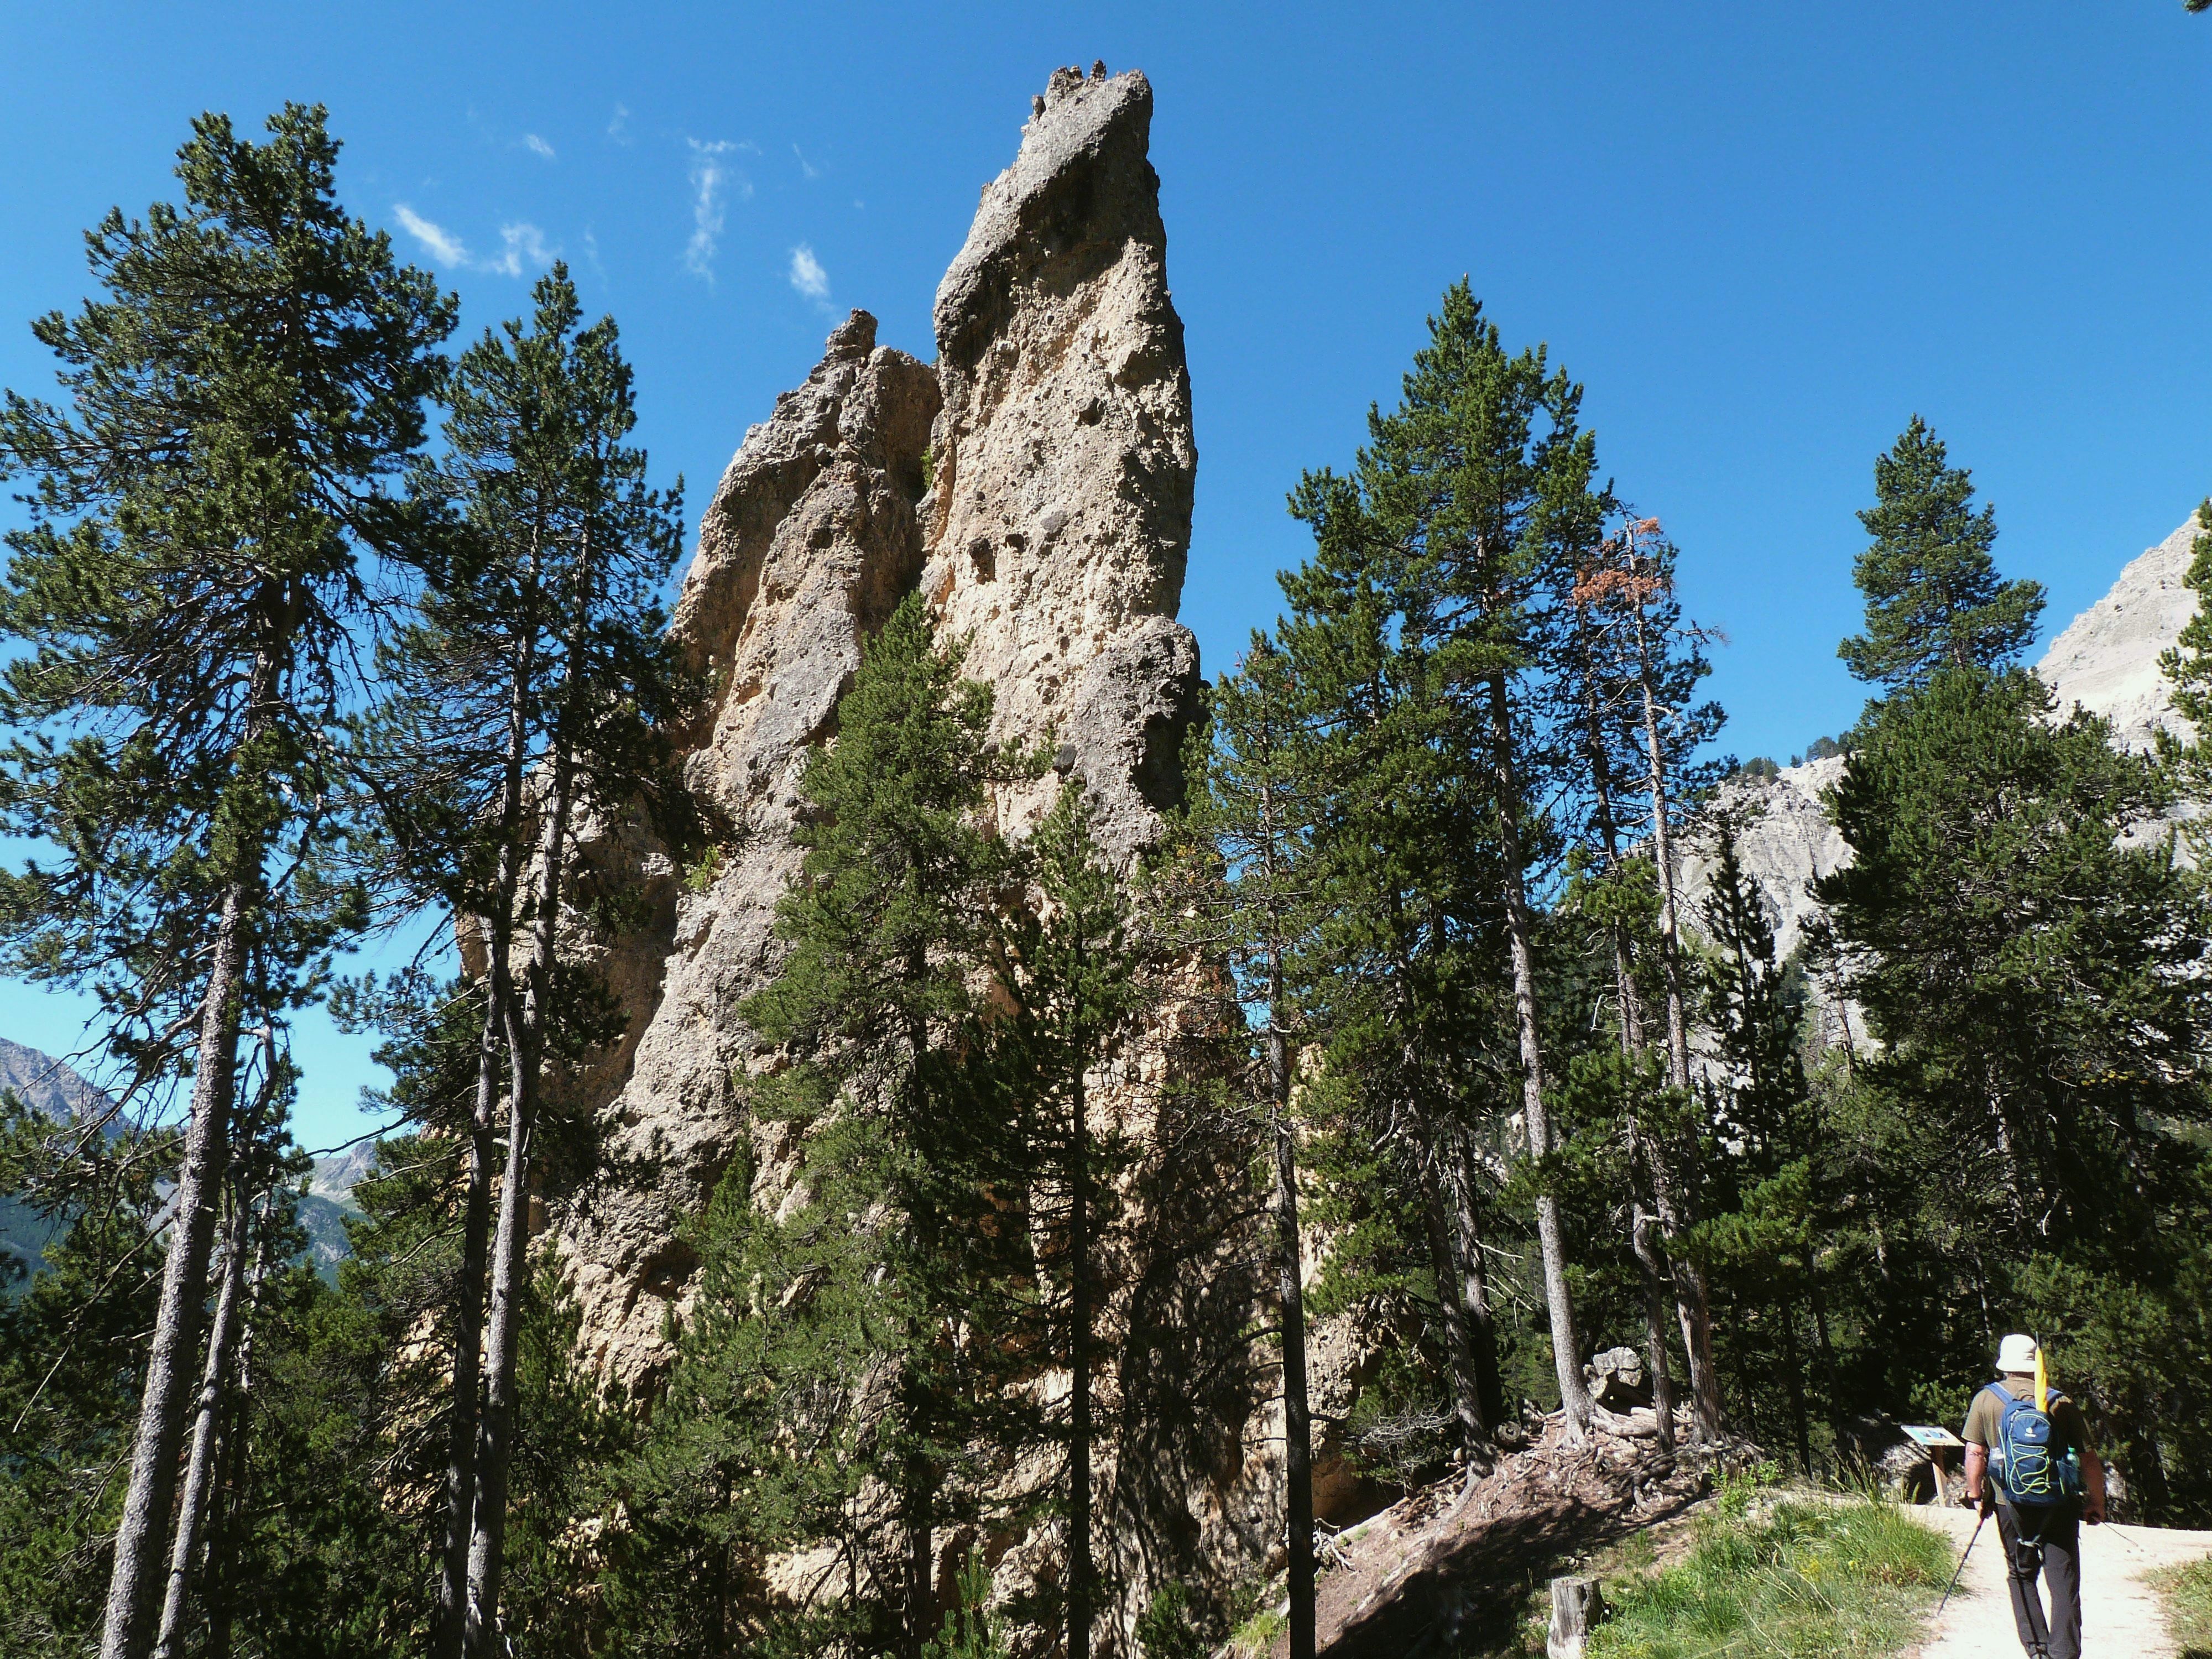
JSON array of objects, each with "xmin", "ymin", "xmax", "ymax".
[
  {"xmin": 556, "ymin": 312, "xmax": 938, "ymax": 1390},
  {"xmin": 2036, "ymin": 513, "xmax": 2202, "ymax": 753},
  {"xmin": 1676, "ymin": 755, "xmax": 1850, "ymax": 969},
  {"xmin": 553, "ymin": 60, "xmax": 1205, "ymax": 1401},
  {"xmin": 923, "ymin": 64, "xmax": 1201, "ymax": 861}
]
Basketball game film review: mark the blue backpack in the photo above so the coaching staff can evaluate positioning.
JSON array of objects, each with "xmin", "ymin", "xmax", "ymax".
[{"xmin": 1985, "ymin": 1384, "xmax": 2082, "ymax": 1509}]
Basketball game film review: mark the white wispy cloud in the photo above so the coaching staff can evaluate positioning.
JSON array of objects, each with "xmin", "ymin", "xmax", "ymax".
[
  {"xmin": 788, "ymin": 243, "xmax": 830, "ymax": 306},
  {"xmin": 484, "ymin": 223, "xmax": 554, "ymax": 278},
  {"xmin": 686, "ymin": 139, "xmax": 750, "ymax": 281},
  {"xmin": 523, "ymin": 133, "xmax": 556, "ymax": 161},
  {"xmin": 394, "ymin": 203, "xmax": 467, "ymax": 267},
  {"xmin": 793, "ymin": 143, "xmax": 820, "ymax": 180},
  {"xmin": 391, "ymin": 206, "xmax": 553, "ymax": 278},
  {"xmin": 607, "ymin": 104, "xmax": 631, "ymax": 144}
]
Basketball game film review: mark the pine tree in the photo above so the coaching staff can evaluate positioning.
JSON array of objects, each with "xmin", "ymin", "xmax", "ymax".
[
  {"xmin": 1695, "ymin": 810, "xmax": 1822, "ymax": 1470},
  {"xmin": 622, "ymin": 596, "xmax": 1036, "ymax": 1654},
  {"xmin": 1287, "ymin": 279, "xmax": 1604, "ymax": 1433},
  {"xmin": 1181, "ymin": 639, "xmax": 1320, "ymax": 1658},
  {"xmin": 0, "ymin": 105, "xmax": 452, "ymax": 1659},
  {"xmin": 1267, "ymin": 483, "xmax": 1507, "ymax": 1456},
  {"xmin": 1813, "ymin": 666, "xmax": 2212, "ymax": 1505},
  {"xmin": 356, "ymin": 260, "xmax": 688, "ymax": 1658},
  {"xmin": 1838, "ymin": 417, "xmax": 2044, "ymax": 692},
  {"xmin": 1564, "ymin": 510, "xmax": 1726, "ymax": 1439},
  {"xmin": 992, "ymin": 782, "xmax": 1140, "ymax": 1659},
  {"xmin": 440, "ymin": 266, "xmax": 690, "ymax": 1656}
]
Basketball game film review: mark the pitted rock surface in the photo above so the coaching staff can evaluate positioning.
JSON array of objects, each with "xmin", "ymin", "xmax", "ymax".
[
  {"xmin": 923, "ymin": 64, "xmax": 1201, "ymax": 863},
  {"xmin": 555, "ymin": 311, "xmax": 938, "ymax": 1391}
]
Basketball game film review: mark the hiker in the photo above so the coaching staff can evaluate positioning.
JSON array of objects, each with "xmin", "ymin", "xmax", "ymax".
[{"xmin": 1960, "ymin": 1333, "xmax": 2107, "ymax": 1659}]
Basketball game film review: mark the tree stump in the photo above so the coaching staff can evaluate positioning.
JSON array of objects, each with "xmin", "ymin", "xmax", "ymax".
[{"xmin": 1548, "ymin": 1575, "xmax": 1604, "ymax": 1659}]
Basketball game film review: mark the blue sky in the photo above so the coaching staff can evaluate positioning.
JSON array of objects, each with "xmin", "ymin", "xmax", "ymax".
[{"xmin": 3, "ymin": 1, "xmax": 2210, "ymax": 1147}]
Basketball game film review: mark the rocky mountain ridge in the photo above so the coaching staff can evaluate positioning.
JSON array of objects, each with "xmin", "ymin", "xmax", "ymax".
[{"xmin": 0, "ymin": 1035, "xmax": 108, "ymax": 1124}]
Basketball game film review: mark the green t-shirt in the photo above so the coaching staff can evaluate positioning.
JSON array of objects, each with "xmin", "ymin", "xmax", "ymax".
[{"xmin": 1961, "ymin": 1375, "xmax": 2093, "ymax": 1456}]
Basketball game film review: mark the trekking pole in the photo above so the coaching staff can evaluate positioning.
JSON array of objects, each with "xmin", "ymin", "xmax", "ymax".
[{"xmin": 1937, "ymin": 1509, "xmax": 1989, "ymax": 1619}]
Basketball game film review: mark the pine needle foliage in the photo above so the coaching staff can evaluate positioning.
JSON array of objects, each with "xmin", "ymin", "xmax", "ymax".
[
  {"xmin": 1813, "ymin": 665, "xmax": 2212, "ymax": 1513},
  {"xmin": 0, "ymin": 104, "xmax": 453, "ymax": 1658}
]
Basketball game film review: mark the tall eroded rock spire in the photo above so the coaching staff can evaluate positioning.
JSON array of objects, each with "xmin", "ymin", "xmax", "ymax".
[
  {"xmin": 924, "ymin": 64, "xmax": 1201, "ymax": 861},
  {"xmin": 551, "ymin": 67, "xmax": 1204, "ymax": 1393}
]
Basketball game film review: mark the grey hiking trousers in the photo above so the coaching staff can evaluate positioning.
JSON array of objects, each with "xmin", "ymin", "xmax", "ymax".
[{"xmin": 1995, "ymin": 1501, "xmax": 2082, "ymax": 1659}]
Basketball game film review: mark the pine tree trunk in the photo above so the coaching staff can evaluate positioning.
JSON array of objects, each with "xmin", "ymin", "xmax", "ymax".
[
  {"xmin": 466, "ymin": 993, "xmax": 537, "ymax": 1657},
  {"xmin": 1443, "ymin": 1144, "xmax": 1507, "ymax": 1434},
  {"xmin": 468, "ymin": 518, "xmax": 588, "ymax": 1653},
  {"xmin": 1640, "ymin": 1151, "xmax": 1720, "ymax": 1443},
  {"xmin": 149, "ymin": 1185, "xmax": 251, "ymax": 1659},
  {"xmin": 1257, "ymin": 759, "xmax": 1316, "ymax": 1659},
  {"xmin": 1486, "ymin": 671, "xmax": 1593, "ymax": 1432},
  {"xmin": 439, "ymin": 624, "xmax": 535, "ymax": 1659},
  {"xmin": 1067, "ymin": 1042, "xmax": 1092, "ymax": 1659},
  {"xmin": 1630, "ymin": 1205, "xmax": 1677, "ymax": 1454},
  {"xmin": 1271, "ymin": 1081, "xmax": 1316, "ymax": 1659},
  {"xmin": 1780, "ymin": 1294, "xmax": 1812, "ymax": 1475},
  {"xmin": 101, "ymin": 880, "xmax": 252, "ymax": 1659},
  {"xmin": 1630, "ymin": 594, "xmax": 1722, "ymax": 1443},
  {"xmin": 436, "ymin": 998, "xmax": 502, "ymax": 1659},
  {"xmin": 201, "ymin": 1218, "xmax": 269, "ymax": 1659},
  {"xmin": 1582, "ymin": 607, "xmax": 1673, "ymax": 1445},
  {"xmin": 466, "ymin": 748, "xmax": 572, "ymax": 1654},
  {"xmin": 905, "ymin": 1463, "xmax": 932, "ymax": 1659},
  {"xmin": 1420, "ymin": 1150, "xmax": 1490, "ymax": 1448},
  {"xmin": 1387, "ymin": 913, "xmax": 1494, "ymax": 1449}
]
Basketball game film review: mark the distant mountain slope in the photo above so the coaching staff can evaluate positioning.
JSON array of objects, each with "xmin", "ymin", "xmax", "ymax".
[
  {"xmin": 0, "ymin": 1034, "xmax": 111, "ymax": 1124},
  {"xmin": 2037, "ymin": 514, "xmax": 2204, "ymax": 753},
  {"xmin": 309, "ymin": 1140, "xmax": 378, "ymax": 1203},
  {"xmin": 1, "ymin": 1036, "xmax": 378, "ymax": 1283},
  {"xmin": 0, "ymin": 1037, "xmax": 113, "ymax": 1283}
]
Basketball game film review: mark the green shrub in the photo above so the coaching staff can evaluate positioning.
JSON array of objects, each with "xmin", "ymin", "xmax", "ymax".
[
  {"xmin": 1135, "ymin": 1580, "xmax": 1209, "ymax": 1659},
  {"xmin": 682, "ymin": 843, "xmax": 724, "ymax": 893}
]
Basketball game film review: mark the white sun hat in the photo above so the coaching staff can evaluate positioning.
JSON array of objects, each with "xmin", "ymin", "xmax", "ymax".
[{"xmin": 1996, "ymin": 1333, "xmax": 2039, "ymax": 1375}]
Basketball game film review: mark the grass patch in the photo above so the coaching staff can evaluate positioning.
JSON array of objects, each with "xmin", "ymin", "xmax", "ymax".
[
  {"xmin": 2153, "ymin": 1556, "xmax": 2212, "ymax": 1659},
  {"xmin": 1225, "ymin": 1604, "xmax": 1285, "ymax": 1658},
  {"xmin": 1580, "ymin": 1479, "xmax": 1954, "ymax": 1659}
]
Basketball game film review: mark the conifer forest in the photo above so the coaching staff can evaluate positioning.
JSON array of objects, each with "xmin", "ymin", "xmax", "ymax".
[{"xmin": 5, "ymin": 70, "xmax": 2212, "ymax": 1659}]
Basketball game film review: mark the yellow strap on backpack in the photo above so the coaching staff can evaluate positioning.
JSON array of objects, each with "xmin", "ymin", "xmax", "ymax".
[{"xmin": 2034, "ymin": 1343, "xmax": 2049, "ymax": 1415}]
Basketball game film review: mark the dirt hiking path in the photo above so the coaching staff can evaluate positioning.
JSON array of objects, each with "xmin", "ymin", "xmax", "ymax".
[{"xmin": 1913, "ymin": 1504, "xmax": 2212, "ymax": 1658}]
